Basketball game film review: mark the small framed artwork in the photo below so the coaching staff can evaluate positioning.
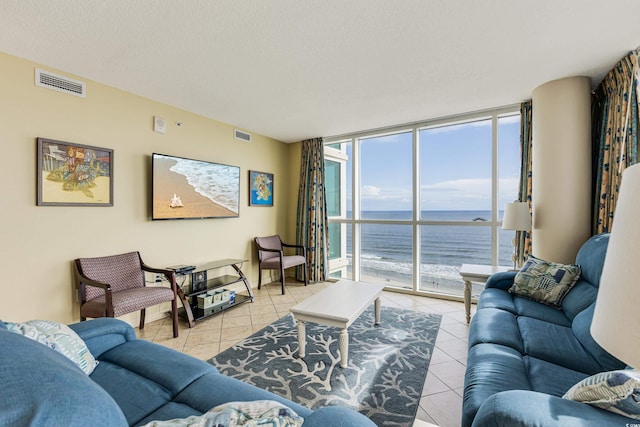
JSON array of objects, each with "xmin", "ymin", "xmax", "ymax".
[
  {"xmin": 37, "ymin": 137, "xmax": 114, "ymax": 206},
  {"xmin": 249, "ymin": 170, "xmax": 273, "ymax": 206}
]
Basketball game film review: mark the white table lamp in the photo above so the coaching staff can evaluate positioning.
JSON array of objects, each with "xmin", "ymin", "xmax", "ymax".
[
  {"xmin": 591, "ymin": 163, "xmax": 640, "ymax": 369},
  {"xmin": 502, "ymin": 201, "xmax": 532, "ymax": 269}
]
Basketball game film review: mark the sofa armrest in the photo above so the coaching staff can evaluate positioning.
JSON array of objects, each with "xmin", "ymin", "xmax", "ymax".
[
  {"xmin": 484, "ymin": 271, "xmax": 517, "ymax": 291},
  {"xmin": 69, "ymin": 318, "xmax": 137, "ymax": 359},
  {"xmin": 302, "ymin": 406, "xmax": 376, "ymax": 427},
  {"xmin": 472, "ymin": 390, "xmax": 633, "ymax": 427}
]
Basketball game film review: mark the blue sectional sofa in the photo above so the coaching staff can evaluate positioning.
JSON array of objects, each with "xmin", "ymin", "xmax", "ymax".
[
  {"xmin": 0, "ymin": 317, "xmax": 375, "ymax": 427},
  {"xmin": 463, "ymin": 233, "xmax": 633, "ymax": 426}
]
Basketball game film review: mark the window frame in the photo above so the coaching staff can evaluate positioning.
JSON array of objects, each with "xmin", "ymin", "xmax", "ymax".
[{"xmin": 324, "ymin": 105, "xmax": 520, "ymax": 297}]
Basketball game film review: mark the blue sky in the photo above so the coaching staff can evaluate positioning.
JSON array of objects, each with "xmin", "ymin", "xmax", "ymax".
[{"xmin": 346, "ymin": 115, "xmax": 521, "ymax": 211}]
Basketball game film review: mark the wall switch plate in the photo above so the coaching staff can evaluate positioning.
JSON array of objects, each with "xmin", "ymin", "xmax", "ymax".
[{"xmin": 153, "ymin": 116, "xmax": 166, "ymax": 134}]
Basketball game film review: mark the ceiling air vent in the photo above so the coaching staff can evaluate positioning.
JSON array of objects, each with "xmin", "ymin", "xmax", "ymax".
[
  {"xmin": 35, "ymin": 68, "xmax": 86, "ymax": 98},
  {"xmin": 234, "ymin": 129, "xmax": 251, "ymax": 142}
]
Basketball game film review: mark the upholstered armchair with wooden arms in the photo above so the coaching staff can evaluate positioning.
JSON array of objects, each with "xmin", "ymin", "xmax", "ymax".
[
  {"xmin": 74, "ymin": 251, "xmax": 179, "ymax": 338},
  {"xmin": 254, "ymin": 235, "xmax": 308, "ymax": 295}
]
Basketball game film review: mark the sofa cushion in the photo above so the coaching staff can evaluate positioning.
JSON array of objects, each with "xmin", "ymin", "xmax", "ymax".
[
  {"xmin": 473, "ymin": 390, "xmax": 636, "ymax": 427},
  {"xmin": 574, "ymin": 233, "xmax": 609, "ymax": 286},
  {"xmin": 509, "ymin": 255, "xmax": 581, "ymax": 308},
  {"xmin": 96, "ymin": 340, "xmax": 216, "ymax": 396},
  {"xmin": 560, "ymin": 280, "xmax": 598, "ymax": 321},
  {"xmin": 476, "ymin": 288, "xmax": 517, "ymax": 313},
  {"xmin": 563, "ymin": 369, "xmax": 640, "ymax": 420},
  {"xmin": 174, "ymin": 372, "xmax": 313, "ymax": 418},
  {"xmin": 92, "ymin": 360, "xmax": 171, "ymax": 425},
  {"xmin": 512, "ymin": 297, "xmax": 572, "ymax": 326},
  {"xmin": 0, "ymin": 329, "xmax": 127, "ymax": 427},
  {"xmin": 89, "ymin": 339, "xmax": 217, "ymax": 426},
  {"xmin": 525, "ymin": 357, "xmax": 589, "ymax": 397},
  {"xmin": 571, "ymin": 304, "xmax": 625, "ymax": 373},
  {"xmin": 467, "ymin": 307, "xmax": 524, "ymax": 353},
  {"xmin": 477, "ymin": 288, "xmax": 572, "ymax": 326},
  {"xmin": 462, "ymin": 343, "xmax": 532, "ymax": 427},
  {"xmin": 518, "ymin": 316, "xmax": 602, "ymax": 373},
  {"xmin": 69, "ymin": 317, "xmax": 138, "ymax": 358}
]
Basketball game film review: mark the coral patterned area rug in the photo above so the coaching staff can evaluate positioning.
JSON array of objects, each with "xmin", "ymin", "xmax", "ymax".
[{"xmin": 209, "ymin": 306, "xmax": 441, "ymax": 427}]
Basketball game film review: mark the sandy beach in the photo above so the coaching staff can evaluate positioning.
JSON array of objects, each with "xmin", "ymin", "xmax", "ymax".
[{"xmin": 153, "ymin": 158, "xmax": 237, "ymax": 219}]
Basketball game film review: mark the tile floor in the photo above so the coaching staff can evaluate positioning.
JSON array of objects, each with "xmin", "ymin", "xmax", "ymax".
[{"xmin": 136, "ymin": 280, "xmax": 471, "ymax": 427}]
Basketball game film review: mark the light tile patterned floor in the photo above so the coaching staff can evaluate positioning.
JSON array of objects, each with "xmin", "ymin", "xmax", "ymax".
[{"xmin": 137, "ymin": 281, "xmax": 470, "ymax": 427}]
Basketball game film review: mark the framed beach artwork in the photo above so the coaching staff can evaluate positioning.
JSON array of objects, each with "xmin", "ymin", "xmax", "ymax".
[
  {"xmin": 37, "ymin": 138, "xmax": 114, "ymax": 206},
  {"xmin": 249, "ymin": 170, "xmax": 273, "ymax": 207}
]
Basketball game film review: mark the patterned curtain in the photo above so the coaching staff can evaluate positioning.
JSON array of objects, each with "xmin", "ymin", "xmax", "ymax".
[
  {"xmin": 592, "ymin": 51, "xmax": 640, "ymax": 234},
  {"xmin": 517, "ymin": 100, "xmax": 533, "ymax": 260},
  {"xmin": 296, "ymin": 138, "xmax": 328, "ymax": 283}
]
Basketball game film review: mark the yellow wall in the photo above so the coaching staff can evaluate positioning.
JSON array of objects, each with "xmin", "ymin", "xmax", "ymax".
[{"xmin": 0, "ymin": 52, "xmax": 300, "ymax": 325}]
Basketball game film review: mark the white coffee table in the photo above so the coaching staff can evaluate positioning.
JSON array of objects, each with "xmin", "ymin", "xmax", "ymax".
[{"xmin": 290, "ymin": 279, "xmax": 386, "ymax": 368}]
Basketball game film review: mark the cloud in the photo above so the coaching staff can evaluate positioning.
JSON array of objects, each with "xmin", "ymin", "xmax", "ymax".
[
  {"xmin": 421, "ymin": 178, "xmax": 490, "ymax": 193},
  {"xmin": 420, "ymin": 177, "xmax": 520, "ymax": 209},
  {"xmin": 361, "ymin": 185, "xmax": 381, "ymax": 196},
  {"xmin": 354, "ymin": 177, "xmax": 520, "ymax": 210},
  {"xmin": 421, "ymin": 177, "xmax": 519, "ymax": 194}
]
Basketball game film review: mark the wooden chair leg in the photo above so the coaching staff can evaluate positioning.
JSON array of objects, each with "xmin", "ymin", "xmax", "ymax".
[
  {"xmin": 280, "ymin": 264, "xmax": 286, "ymax": 295},
  {"xmin": 171, "ymin": 298, "xmax": 179, "ymax": 338},
  {"xmin": 139, "ymin": 308, "xmax": 146, "ymax": 330},
  {"xmin": 258, "ymin": 266, "xmax": 263, "ymax": 289}
]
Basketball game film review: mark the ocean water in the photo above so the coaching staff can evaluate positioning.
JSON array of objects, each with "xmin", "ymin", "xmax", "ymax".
[
  {"xmin": 169, "ymin": 157, "xmax": 240, "ymax": 213},
  {"xmin": 342, "ymin": 211, "xmax": 516, "ymax": 292}
]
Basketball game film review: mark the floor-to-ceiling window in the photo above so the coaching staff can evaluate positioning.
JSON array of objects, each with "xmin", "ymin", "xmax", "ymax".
[{"xmin": 325, "ymin": 107, "xmax": 520, "ymax": 298}]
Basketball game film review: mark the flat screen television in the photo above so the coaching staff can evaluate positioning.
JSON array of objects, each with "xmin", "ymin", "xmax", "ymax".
[{"xmin": 152, "ymin": 153, "xmax": 240, "ymax": 220}]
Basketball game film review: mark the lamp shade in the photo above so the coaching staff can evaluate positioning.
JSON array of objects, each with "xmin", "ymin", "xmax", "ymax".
[
  {"xmin": 502, "ymin": 202, "xmax": 531, "ymax": 231},
  {"xmin": 591, "ymin": 163, "xmax": 640, "ymax": 369}
]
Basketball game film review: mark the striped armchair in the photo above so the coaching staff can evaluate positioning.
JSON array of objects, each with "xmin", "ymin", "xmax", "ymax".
[{"xmin": 74, "ymin": 252, "xmax": 179, "ymax": 338}]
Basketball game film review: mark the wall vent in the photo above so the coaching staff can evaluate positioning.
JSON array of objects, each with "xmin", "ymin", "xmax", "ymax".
[
  {"xmin": 234, "ymin": 129, "xmax": 251, "ymax": 142},
  {"xmin": 35, "ymin": 68, "xmax": 86, "ymax": 98}
]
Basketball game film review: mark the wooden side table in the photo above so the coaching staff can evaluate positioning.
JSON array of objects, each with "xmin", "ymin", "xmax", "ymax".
[{"xmin": 460, "ymin": 264, "xmax": 511, "ymax": 324}]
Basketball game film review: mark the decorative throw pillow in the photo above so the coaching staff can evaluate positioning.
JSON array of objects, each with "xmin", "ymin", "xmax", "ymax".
[
  {"xmin": 563, "ymin": 369, "xmax": 640, "ymax": 419},
  {"xmin": 5, "ymin": 320, "xmax": 98, "ymax": 375},
  {"xmin": 509, "ymin": 255, "xmax": 581, "ymax": 308},
  {"xmin": 141, "ymin": 400, "xmax": 304, "ymax": 427}
]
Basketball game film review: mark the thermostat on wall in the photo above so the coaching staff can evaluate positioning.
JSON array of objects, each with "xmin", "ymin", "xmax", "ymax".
[{"xmin": 153, "ymin": 116, "xmax": 166, "ymax": 134}]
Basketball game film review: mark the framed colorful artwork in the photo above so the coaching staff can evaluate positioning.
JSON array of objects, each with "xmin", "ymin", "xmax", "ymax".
[
  {"xmin": 37, "ymin": 137, "xmax": 114, "ymax": 206},
  {"xmin": 249, "ymin": 170, "xmax": 273, "ymax": 206}
]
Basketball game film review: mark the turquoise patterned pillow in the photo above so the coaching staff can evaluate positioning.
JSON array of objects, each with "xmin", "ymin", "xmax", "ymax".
[
  {"xmin": 5, "ymin": 320, "xmax": 98, "ymax": 375},
  {"xmin": 509, "ymin": 255, "xmax": 581, "ymax": 308},
  {"xmin": 563, "ymin": 369, "xmax": 640, "ymax": 419}
]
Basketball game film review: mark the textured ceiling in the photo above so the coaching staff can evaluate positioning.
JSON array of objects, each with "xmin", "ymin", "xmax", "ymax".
[{"xmin": 1, "ymin": 1, "xmax": 639, "ymax": 142}]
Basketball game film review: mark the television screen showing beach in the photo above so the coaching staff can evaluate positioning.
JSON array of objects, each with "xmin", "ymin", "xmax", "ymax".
[{"xmin": 152, "ymin": 153, "xmax": 240, "ymax": 219}]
